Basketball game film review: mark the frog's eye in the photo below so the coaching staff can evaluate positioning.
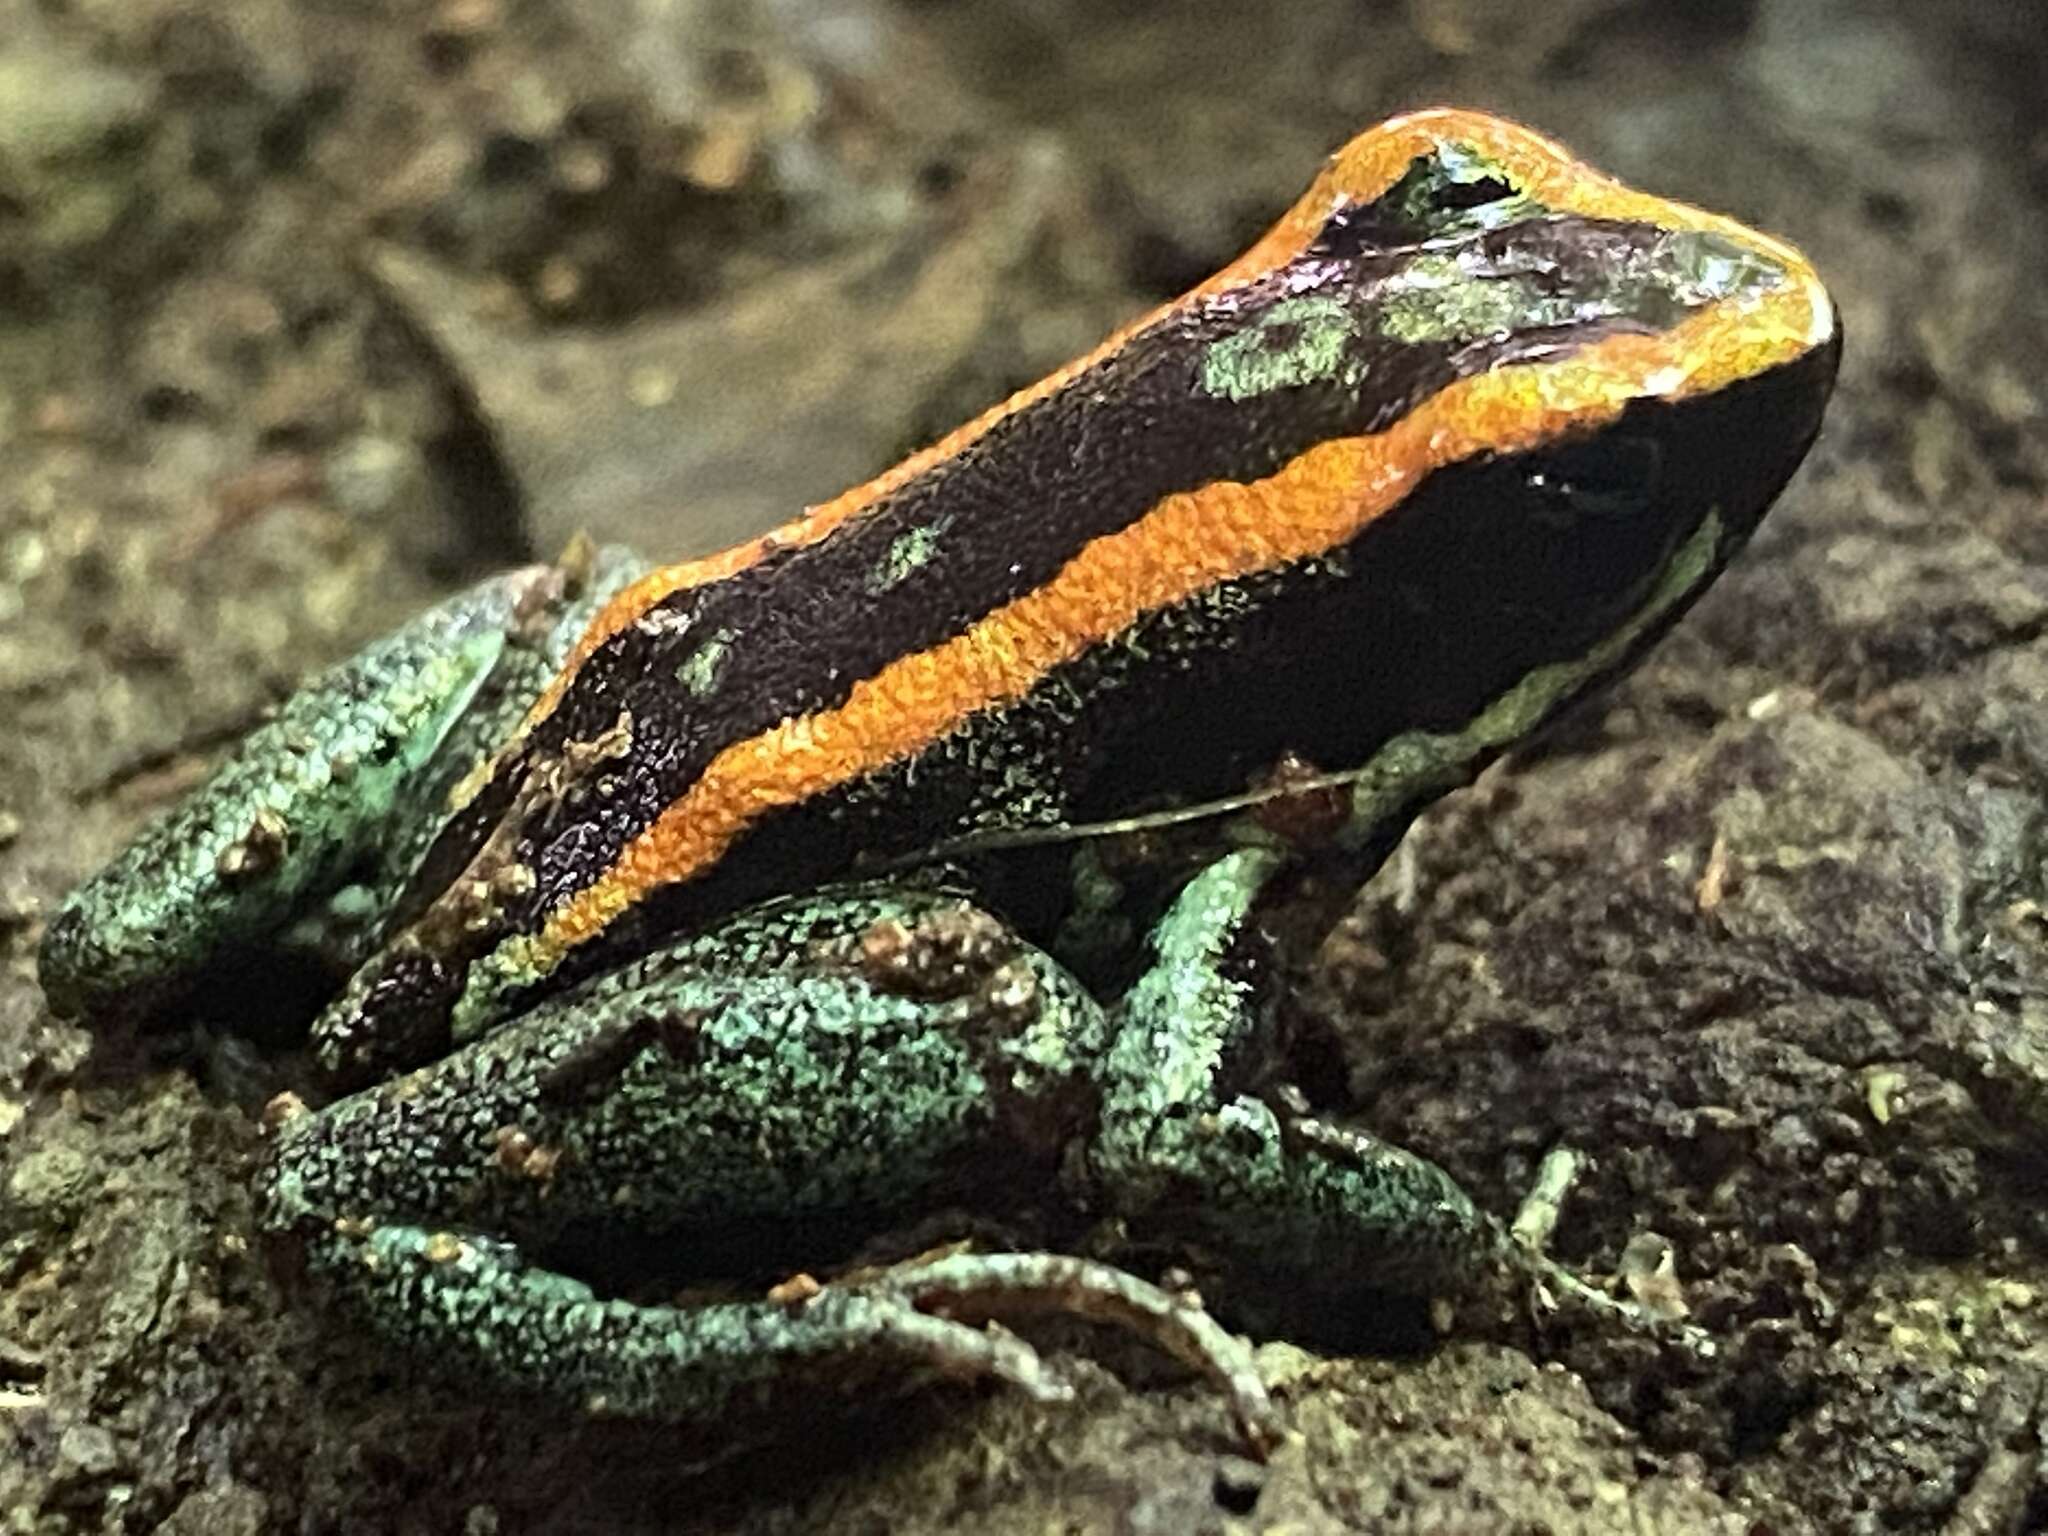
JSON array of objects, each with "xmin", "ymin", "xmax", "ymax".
[
  {"xmin": 1312, "ymin": 150, "xmax": 1531, "ymax": 258},
  {"xmin": 1398, "ymin": 148, "xmax": 1525, "ymax": 227},
  {"xmin": 1524, "ymin": 433, "xmax": 1663, "ymax": 527},
  {"xmin": 1431, "ymin": 171, "xmax": 1518, "ymax": 211}
]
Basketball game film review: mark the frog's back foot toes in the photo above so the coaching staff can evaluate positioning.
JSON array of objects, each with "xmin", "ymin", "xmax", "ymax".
[
  {"xmin": 869, "ymin": 1250, "xmax": 1282, "ymax": 1458},
  {"xmin": 1523, "ymin": 1257, "xmax": 1718, "ymax": 1362}
]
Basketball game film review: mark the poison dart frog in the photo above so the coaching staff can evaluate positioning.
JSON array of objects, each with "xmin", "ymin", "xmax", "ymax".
[{"xmin": 39, "ymin": 109, "xmax": 1838, "ymax": 1455}]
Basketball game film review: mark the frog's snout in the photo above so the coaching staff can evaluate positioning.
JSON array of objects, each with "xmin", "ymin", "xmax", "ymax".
[
  {"xmin": 35, "ymin": 903, "xmax": 87, "ymax": 1018},
  {"xmin": 36, "ymin": 894, "xmax": 120, "ymax": 1023}
]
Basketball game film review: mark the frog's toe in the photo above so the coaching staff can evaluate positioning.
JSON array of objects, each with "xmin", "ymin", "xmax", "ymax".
[
  {"xmin": 36, "ymin": 898, "xmax": 105, "ymax": 1020},
  {"xmin": 873, "ymin": 1251, "xmax": 1282, "ymax": 1458},
  {"xmin": 1518, "ymin": 1255, "xmax": 1718, "ymax": 1361}
]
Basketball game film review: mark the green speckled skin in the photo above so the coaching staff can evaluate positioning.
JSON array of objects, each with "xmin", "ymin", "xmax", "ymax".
[
  {"xmin": 1093, "ymin": 849, "xmax": 1502, "ymax": 1293},
  {"xmin": 40, "ymin": 547, "xmax": 648, "ymax": 1021},
  {"xmin": 266, "ymin": 886, "xmax": 1111, "ymax": 1247}
]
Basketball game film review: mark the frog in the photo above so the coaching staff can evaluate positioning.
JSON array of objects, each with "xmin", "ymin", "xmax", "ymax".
[{"xmin": 37, "ymin": 108, "xmax": 1839, "ymax": 1456}]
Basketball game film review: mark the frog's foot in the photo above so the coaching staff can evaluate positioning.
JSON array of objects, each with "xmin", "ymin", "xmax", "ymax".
[
  {"xmin": 865, "ymin": 1251, "xmax": 1281, "ymax": 1456},
  {"xmin": 1498, "ymin": 1145, "xmax": 1716, "ymax": 1360},
  {"xmin": 1247, "ymin": 1106, "xmax": 1713, "ymax": 1359},
  {"xmin": 292, "ymin": 1222, "xmax": 1277, "ymax": 1456},
  {"xmin": 1514, "ymin": 1255, "xmax": 1714, "ymax": 1357}
]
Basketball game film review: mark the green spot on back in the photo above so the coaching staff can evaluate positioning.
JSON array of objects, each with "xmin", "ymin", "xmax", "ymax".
[
  {"xmin": 1200, "ymin": 295, "xmax": 1365, "ymax": 402},
  {"xmin": 675, "ymin": 629, "xmax": 734, "ymax": 697},
  {"xmin": 869, "ymin": 520, "xmax": 949, "ymax": 594}
]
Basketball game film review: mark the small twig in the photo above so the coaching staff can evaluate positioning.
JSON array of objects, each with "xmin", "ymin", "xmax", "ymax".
[{"xmin": 1510, "ymin": 1144, "xmax": 1583, "ymax": 1256}]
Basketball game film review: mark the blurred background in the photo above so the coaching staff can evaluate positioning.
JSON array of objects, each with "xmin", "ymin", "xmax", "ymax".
[{"xmin": 3, "ymin": 2, "xmax": 2046, "ymax": 1531}]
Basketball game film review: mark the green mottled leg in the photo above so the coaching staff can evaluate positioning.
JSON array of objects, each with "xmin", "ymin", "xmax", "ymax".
[
  {"xmin": 1090, "ymin": 848, "xmax": 1521, "ymax": 1295},
  {"xmin": 262, "ymin": 885, "xmax": 1275, "ymax": 1451},
  {"xmin": 1091, "ymin": 849, "xmax": 1704, "ymax": 1346},
  {"xmin": 38, "ymin": 546, "xmax": 646, "ymax": 1021}
]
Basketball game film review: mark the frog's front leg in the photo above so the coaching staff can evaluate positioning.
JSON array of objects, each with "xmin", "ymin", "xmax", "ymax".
[
  {"xmin": 1089, "ymin": 847, "xmax": 1690, "ymax": 1340},
  {"xmin": 37, "ymin": 545, "xmax": 647, "ymax": 1023},
  {"xmin": 260, "ymin": 885, "xmax": 1278, "ymax": 1451}
]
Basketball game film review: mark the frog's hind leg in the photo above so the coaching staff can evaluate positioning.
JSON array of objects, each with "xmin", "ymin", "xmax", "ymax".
[
  {"xmin": 294, "ymin": 1220, "xmax": 1069, "ymax": 1422},
  {"xmin": 259, "ymin": 883, "xmax": 1277, "ymax": 1453},
  {"xmin": 38, "ymin": 546, "xmax": 646, "ymax": 1022}
]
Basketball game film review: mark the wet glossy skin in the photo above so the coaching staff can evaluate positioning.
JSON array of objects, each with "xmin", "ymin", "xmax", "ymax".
[{"xmin": 40, "ymin": 110, "xmax": 1837, "ymax": 1452}]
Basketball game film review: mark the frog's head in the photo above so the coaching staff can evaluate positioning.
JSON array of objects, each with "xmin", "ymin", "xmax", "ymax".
[
  {"xmin": 1190, "ymin": 109, "xmax": 1837, "ymax": 471},
  {"xmin": 1165, "ymin": 107, "xmax": 1839, "ymax": 736},
  {"xmin": 1221, "ymin": 108, "xmax": 1835, "ymax": 340}
]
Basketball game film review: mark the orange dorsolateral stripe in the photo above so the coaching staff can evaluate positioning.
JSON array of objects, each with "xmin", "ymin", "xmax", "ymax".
[
  {"xmin": 527, "ymin": 270, "xmax": 1829, "ymax": 968},
  {"xmin": 511, "ymin": 109, "xmax": 1828, "ymax": 743}
]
